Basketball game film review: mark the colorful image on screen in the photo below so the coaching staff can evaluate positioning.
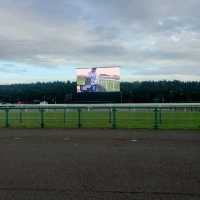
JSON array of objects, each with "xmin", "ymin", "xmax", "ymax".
[{"xmin": 77, "ymin": 67, "xmax": 120, "ymax": 93}]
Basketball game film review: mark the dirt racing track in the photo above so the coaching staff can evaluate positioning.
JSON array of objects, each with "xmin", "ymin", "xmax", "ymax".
[{"xmin": 0, "ymin": 129, "xmax": 200, "ymax": 200}]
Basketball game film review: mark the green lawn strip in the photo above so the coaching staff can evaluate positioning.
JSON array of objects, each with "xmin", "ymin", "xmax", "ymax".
[
  {"xmin": 8, "ymin": 111, "xmax": 41, "ymax": 128},
  {"xmin": 80, "ymin": 111, "xmax": 111, "ymax": 128},
  {"xmin": 159, "ymin": 112, "xmax": 200, "ymax": 129},
  {"xmin": 44, "ymin": 112, "xmax": 78, "ymax": 128},
  {"xmin": 0, "ymin": 111, "xmax": 199, "ymax": 129},
  {"xmin": 0, "ymin": 111, "xmax": 5, "ymax": 128},
  {"xmin": 116, "ymin": 112, "xmax": 154, "ymax": 128}
]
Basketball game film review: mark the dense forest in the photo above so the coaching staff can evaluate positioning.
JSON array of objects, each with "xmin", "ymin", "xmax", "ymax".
[{"xmin": 0, "ymin": 81, "xmax": 200, "ymax": 103}]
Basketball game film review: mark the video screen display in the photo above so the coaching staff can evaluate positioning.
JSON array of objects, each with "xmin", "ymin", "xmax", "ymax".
[{"xmin": 77, "ymin": 67, "xmax": 120, "ymax": 93}]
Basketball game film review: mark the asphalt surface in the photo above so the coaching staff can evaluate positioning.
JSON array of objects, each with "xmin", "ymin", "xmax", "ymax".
[{"xmin": 0, "ymin": 129, "xmax": 200, "ymax": 200}]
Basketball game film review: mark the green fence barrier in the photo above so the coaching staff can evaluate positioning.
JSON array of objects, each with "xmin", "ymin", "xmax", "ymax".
[
  {"xmin": 40, "ymin": 109, "xmax": 44, "ymax": 128},
  {"xmin": 5, "ymin": 109, "xmax": 9, "ymax": 128},
  {"xmin": 112, "ymin": 108, "xmax": 116, "ymax": 129},
  {"xmin": 78, "ymin": 108, "xmax": 81, "ymax": 128},
  {"xmin": 154, "ymin": 108, "xmax": 158, "ymax": 129},
  {"xmin": 0, "ymin": 104, "xmax": 200, "ymax": 129}
]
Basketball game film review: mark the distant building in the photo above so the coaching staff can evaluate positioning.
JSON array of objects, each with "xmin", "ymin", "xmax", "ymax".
[{"xmin": 40, "ymin": 101, "xmax": 48, "ymax": 105}]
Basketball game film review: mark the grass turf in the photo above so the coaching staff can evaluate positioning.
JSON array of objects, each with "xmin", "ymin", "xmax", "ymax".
[{"xmin": 0, "ymin": 110, "xmax": 200, "ymax": 129}]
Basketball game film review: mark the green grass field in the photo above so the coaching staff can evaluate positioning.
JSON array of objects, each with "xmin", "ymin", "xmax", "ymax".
[{"xmin": 0, "ymin": 110, "xmax": 200, "ymax": 129}]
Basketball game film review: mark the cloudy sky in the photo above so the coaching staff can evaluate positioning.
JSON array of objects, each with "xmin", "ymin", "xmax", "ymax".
[{"xmin": 0, "ymin": 0, "xmax": 200, "ymax": 84}]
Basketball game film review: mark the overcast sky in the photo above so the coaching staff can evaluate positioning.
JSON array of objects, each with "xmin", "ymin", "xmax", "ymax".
[{"xmin": 0, "ymin": 0, "xmax": 200, "ymax": 83}]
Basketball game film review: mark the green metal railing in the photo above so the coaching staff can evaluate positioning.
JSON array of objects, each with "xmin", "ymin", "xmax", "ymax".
[{"xmin": 0, "ymin": 104, "xmax": 200, "ymax": 129}]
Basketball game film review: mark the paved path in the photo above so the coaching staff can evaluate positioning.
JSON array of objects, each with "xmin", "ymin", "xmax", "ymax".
[{"xmin": 0, "ymin": 129, "xmax": 200, "ymax": 199}]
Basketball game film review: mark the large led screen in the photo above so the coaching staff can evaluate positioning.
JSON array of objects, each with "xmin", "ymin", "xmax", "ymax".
[{"xmin": 77, "ymin": 67, "xmax": 120, "ymax": 93}]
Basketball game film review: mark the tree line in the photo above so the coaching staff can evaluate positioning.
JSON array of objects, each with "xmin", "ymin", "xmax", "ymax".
[{"xmin": 0, "ymin": 80, "xmax": 200, "ymax": 103}]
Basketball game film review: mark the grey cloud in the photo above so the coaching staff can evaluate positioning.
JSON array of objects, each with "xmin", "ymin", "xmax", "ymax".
[
  {"xmin": 0, "ymin": 0, "xmax": 200, "ymax": 80},
  {"xmin": 131, "ymin": 64, "xmax": 200, "ymax": 76}
]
